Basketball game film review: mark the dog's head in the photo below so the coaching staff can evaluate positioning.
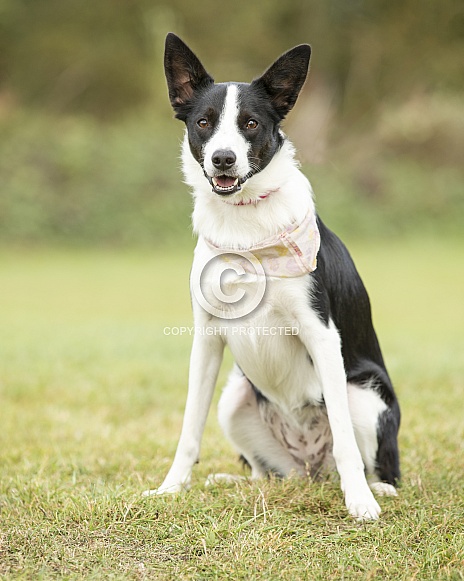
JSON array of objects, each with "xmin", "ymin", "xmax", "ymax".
[{"xmin": 164, "ymin": 33, "xmax": 311, "ymax": 199}]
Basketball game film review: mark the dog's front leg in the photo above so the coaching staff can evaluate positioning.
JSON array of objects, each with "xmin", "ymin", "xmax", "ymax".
[
  {"xmin": 297, "ymin": 316, "xmax": 381, "ymax": 520},
  {"xmin": 144, "ymin": 330, "xmax": 224, "ymax": 496}
]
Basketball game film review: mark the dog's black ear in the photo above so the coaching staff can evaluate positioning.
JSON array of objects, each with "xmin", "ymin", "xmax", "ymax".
[
  {"xmin": 251, "ymin": 45, "xmax": 311, "ymax": 119},
  {"xmin": 164, "ymin": 33, "xmax": 214, "ymax": 119}
]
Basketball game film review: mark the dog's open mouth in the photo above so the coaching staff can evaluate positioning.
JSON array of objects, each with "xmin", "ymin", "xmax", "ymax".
[
  {"xmin": 211, "ymin": 175, "xmax": 241, "ymax": 195},
  {"xmin": 204, "ymin": 169, "xmax": 255, "ymax": 196}
]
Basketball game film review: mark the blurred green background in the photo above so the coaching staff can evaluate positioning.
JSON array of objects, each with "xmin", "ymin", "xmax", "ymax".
[{"xmin": 1, "ymin": 0, "xmax": 463, "ymax": 247}]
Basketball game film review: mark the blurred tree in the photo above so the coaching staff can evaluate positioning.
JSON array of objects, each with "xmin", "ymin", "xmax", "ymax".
[
  {"xmin": 0, "ymin": 0, "xmax": 463, "ymax": 247},
  {"xmin": 0, "ymin": 0, "xmax": 153, "ymax": 118},
  {"xmin": 0, "ymin": 0, "xmax": 462, "ymax": 121}
]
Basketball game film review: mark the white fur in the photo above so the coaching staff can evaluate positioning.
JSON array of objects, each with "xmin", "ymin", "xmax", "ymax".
[
  {"xmin": 369, "ymin": 482, "xmax": 398, "ymax": 497},
  {"xmin": 205, "ymin": 473, "xmax": 247, "ymax": 486},
  {"xmin": 217, "ymin": 365, "xmax": 310, "ymax": 479},
  {"xmin": 183, "ymin": 132, "xmax": 314, "ymax": 249},
  {"xmin": 347, "ymin": 381, "xmax": 388, "ymax": 474},
  {"xmin": 149, "ymin": 86, "xmax": 392, "ymax": 519},
  {"xmin": 203, "ymin": 85, "xmax": 250, "ymax": 180}
]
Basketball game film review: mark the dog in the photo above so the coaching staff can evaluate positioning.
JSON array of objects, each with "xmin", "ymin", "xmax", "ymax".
[{"xmin": 145, "ymin": 33, "xmax": 401, "ymax": 520}]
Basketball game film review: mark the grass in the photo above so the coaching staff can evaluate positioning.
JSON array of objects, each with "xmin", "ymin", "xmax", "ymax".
[{"xmin": 0, "ymin": 238, "xmax": 463, "ymax": 580}]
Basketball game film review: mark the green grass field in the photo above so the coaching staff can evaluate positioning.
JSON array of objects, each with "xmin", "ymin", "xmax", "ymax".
[{"xmin": 0, "ymin": 239, "xmax": 463, "ymax": 580}]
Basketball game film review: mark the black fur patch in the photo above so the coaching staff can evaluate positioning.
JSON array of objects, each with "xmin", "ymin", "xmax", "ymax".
[{"xmin": 309, "ymin": 216, "xmax": 401, "ymax": 482}]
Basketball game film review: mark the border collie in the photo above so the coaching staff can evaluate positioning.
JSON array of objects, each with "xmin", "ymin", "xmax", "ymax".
[{"xmin": 146, "ymin": 33, "xmax": 400, "ymax": 520}]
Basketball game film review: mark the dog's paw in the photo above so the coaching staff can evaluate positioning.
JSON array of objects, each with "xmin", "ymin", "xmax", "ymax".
[
  {"xmin": 205, "ymin": 473, "xmax": 246, "ymax": 487},
  {"xmin": 345, "ymin": 492, "xmax": 381, "ymax": 520},
  {"xmin": 142, "ymin": 481, "xmax": 186, "ymax": 497},
  {"xmin": 369, "ymin": 482, "xmax": 398, "ymax": 497}
]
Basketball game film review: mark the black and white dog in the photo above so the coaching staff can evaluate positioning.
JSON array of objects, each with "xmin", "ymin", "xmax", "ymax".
[{"xmin": 147, "ymin": 33, "xmax": 400, "ymax": 520}]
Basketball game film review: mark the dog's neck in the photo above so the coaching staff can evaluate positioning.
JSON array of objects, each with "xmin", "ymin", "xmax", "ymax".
[{"xmin": 182, "ymin": 135, "xmax": 316, "ymax": 250}]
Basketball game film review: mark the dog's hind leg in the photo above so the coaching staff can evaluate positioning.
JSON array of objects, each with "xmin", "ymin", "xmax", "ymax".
[
  {"xmin": 347, "ymin": 381, "xmax": 400, "ymax": 497},
  {"xmin": 213, "ymin": 367, "xmax": 305, "ymax": 482}
]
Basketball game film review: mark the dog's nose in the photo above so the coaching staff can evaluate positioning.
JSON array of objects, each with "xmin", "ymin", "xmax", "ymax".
[{"xmin": 211, "ymin": 149, "xmax": 236, "ymax": 171}]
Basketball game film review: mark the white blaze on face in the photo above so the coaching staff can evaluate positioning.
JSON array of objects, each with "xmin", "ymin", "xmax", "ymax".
[{"xmin": 203, "ymin": 84, "xmax": 251, "ymax": 178}]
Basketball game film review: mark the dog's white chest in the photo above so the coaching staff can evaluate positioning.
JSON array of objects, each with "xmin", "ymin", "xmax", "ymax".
[{"xmin": 191, "ymin": 241, "xmax": 323, "ymax": 411}]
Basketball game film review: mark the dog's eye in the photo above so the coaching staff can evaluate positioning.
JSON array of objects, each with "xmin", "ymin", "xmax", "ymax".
[
  {"xmin": 246, "ymin": 119, "xmax": 258, "ymax": 130},
  {"xmin": 197, "ymin": 118, "xmax": 209, "ymax": 129}
]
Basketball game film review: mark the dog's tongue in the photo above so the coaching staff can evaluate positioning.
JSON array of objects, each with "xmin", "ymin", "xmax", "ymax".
[{"xmin": 216, "ymin": 175, "xmax": 236, "ymax": 188}]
